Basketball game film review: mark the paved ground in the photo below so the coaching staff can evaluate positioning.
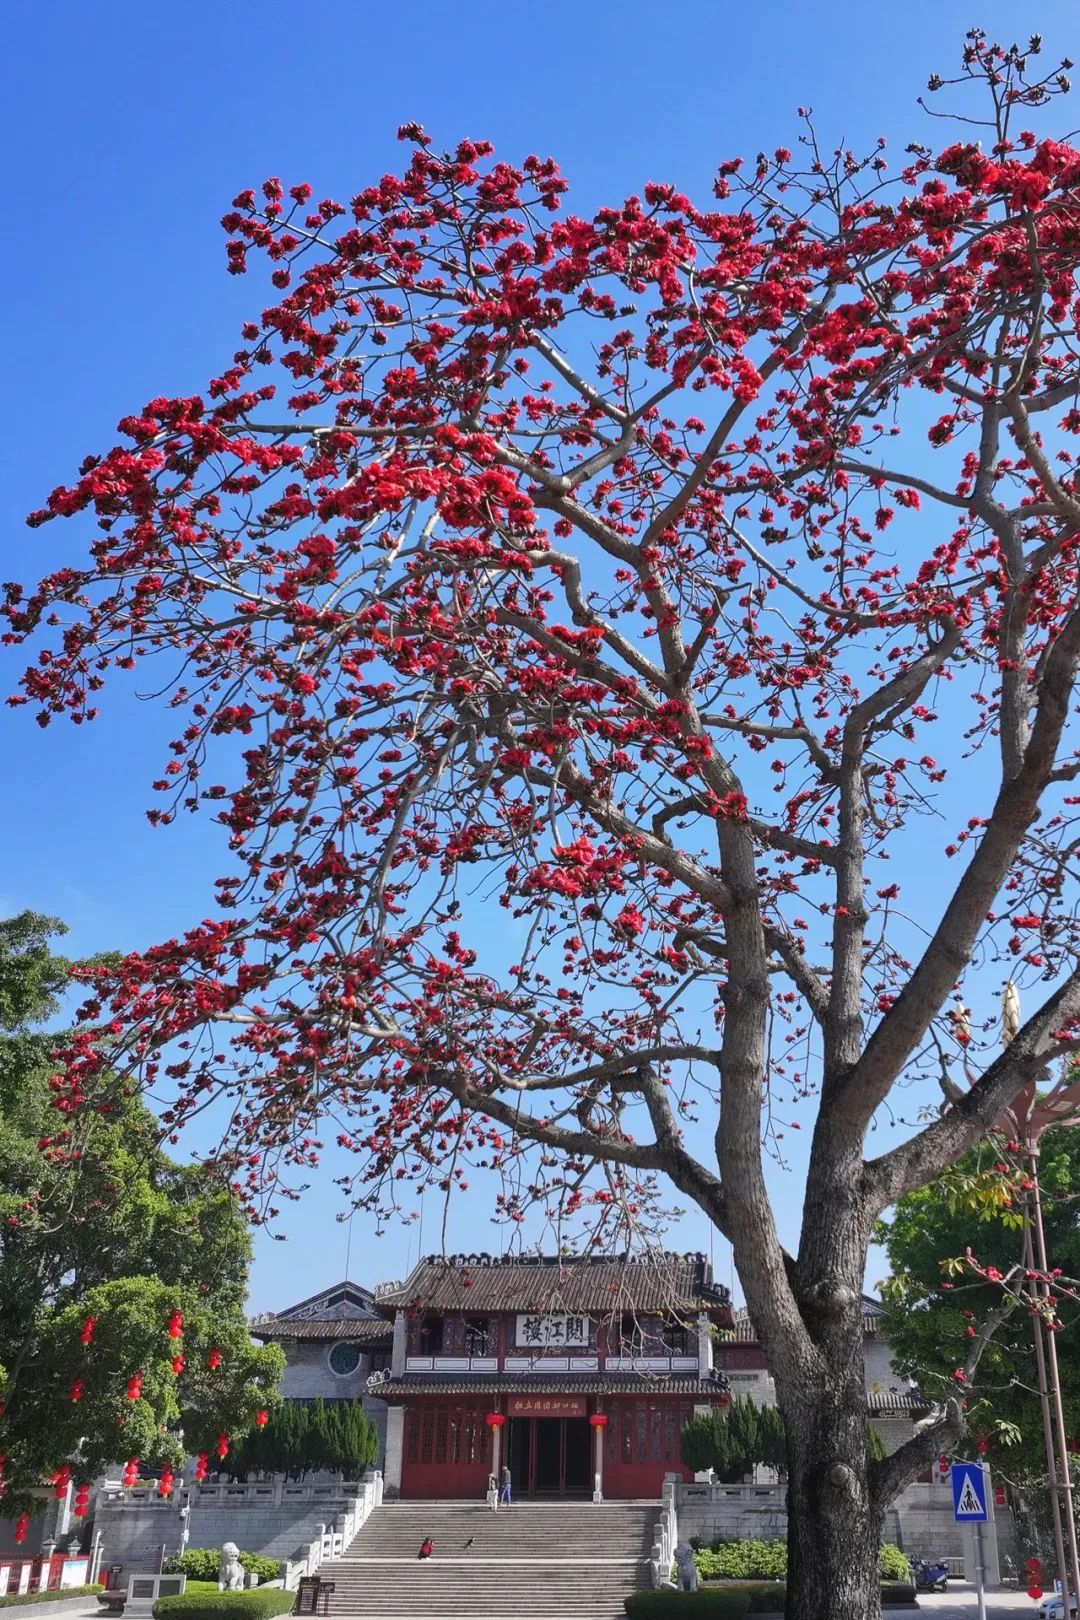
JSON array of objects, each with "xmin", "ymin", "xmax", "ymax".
[{"xmin": 885, "ymin": 1584, "xmax": 1038, "ymax": 1617}]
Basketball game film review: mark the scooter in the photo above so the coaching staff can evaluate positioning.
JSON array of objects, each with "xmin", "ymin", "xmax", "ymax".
[{"xmin": 910, "ymin": 1557, "xmax": 949, "ymax": 1593}]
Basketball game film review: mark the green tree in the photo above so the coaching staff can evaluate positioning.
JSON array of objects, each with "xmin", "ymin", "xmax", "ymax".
[
  {"xmin": 230, "ymin": 1400, "xmax": 377, "ymax": 1480},
  {"xmin": 876, "ymin": 1125, "xmax": 1080, "ymax": 1482},
  {"xmin": 0, "ymin": 912, "xmax": 284, "ymax": 1511},
  {"xmin": 681, "ymin": 1397, "xmax": 780, "ymax": 1482}
]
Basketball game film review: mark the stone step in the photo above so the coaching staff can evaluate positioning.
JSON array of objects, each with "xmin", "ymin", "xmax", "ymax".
[{"xmin": 322, "ymin": 1499, "xmax": 656, "ymax": 1618}]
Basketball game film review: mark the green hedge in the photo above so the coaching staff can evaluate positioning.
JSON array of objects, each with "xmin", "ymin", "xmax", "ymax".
[
  {"xmin": 714, "ymin": 1583, "xmax": 916, "ymax": 1613},
  {"xmin": 686, "ymin": 1538, "xmax": 909, "ymax": 1584},
  {"xmin": 0, "ymin": 1588, "xmax": 103, "ymax": 1610},
  {"xmin": 693, "ymin": 1543, "xmax": 786, "ymax": 1582},
  {"xmin": 165, "ymin": 1554, "xmax": 282, "ymax": 1585},
  {"xmin": 625, "ymin": 1595, "xmax": 752, "ymax": 1618},
  {"xmin": 879, "ymin": 1545, "xmax": 910, "ymax": 1582},
  {"xmin": 153, "ymin": 1592, "xmax": 293, "ymax": 1620}
]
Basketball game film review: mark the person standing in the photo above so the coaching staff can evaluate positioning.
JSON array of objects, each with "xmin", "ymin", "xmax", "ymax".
[
  {"xmin": 486, "ymin": 1473, "xmax": 499, "ymax": 1512},
  {"xmin": 499, "ymin": 1463, "xmax": 512, "ymax": 1506}
]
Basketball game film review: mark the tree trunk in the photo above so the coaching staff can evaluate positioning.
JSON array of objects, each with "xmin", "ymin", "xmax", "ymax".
[{"xmin": 777, "ymin": 1359, "xmax": 884, "ymax": 1620}]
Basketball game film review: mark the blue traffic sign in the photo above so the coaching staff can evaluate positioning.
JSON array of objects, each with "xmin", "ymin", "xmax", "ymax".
[{"xmin": 951, "ymin": 1461, "xmax": 988, "ymax": 1522}]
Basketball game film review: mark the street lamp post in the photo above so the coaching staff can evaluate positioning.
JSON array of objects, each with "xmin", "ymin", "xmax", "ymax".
[{"xmin": 998, "ymin": 983, "xmax": 1080, "ymax": 1606}]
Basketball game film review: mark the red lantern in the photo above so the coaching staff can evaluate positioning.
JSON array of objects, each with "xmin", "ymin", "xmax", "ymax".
[
  {"xmin": 158, "ymin": 1467, "xmax": 174, "ymax": 1498},
  {"xmin": 207, "ymin": 1348, "xmax": 222, "ymax": 1370},
  {"xmin": 977, "ymin": 1435, "xmax": 989, "ymax": 1455},
  {"xmin": 256, "ymin": 1409, "xmax": 269, "ymax": 1427},
  {"xmin": 1028, "ymin": 1586, "xmax": 1044, "ymax": 1601},
  {"xmin": 215, "ymin": 1432, "xmax": 229, "ymax": 1459},
  {"xmin": 126, "ymin": 1372, "xmax": 143, "ymax": 1401},
  {"xmin": 167, "ymin": 1311, "xmax": 184, "ymax": 1340},
  {"xmin": 588, "ymin": 1413, "xmax": 609, "ymax": 1428},
  {"xmin": 484, "ymin": 1412, "xmax": 506, "ymax": 1429},
  {"xmin": 51, "ymin": 1465, "xmax": 71, "ymax": 1500},
  {"xmin": 194, "ymin": 1452, "xmax": 209, "ymax": 1482},
  {"xmin": 171, "ymin": 1354, "xmax": 185, "ymax": 1376},
  {"xmin": 13, "ymin": 1514, "xmax": 29, "ymax": 1544},
  {"xmin": 122, "ymin": 1458, "xmax": 139, "ymax": 1488},
  {"xmin": 70, "ymin": 1379, "xmax": 85, "ymax": 1403},
  {"xmin": 80, "ymin": 1316, "xmax": 96, "ymax": 1347},
  {"xmin": 73, "ymin": 1484, "xmax": 91, "ymax": 1519}
]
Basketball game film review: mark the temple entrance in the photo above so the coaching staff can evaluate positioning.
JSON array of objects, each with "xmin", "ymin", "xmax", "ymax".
[{"xmin": 509, "ymin": 1416, "xmax": 591, "ymax": 1496}]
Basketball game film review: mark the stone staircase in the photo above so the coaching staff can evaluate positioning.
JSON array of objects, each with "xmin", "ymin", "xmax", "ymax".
[{"xmin": 320, "ymin": 1499, "xmax": 658, "ymax": 1618}]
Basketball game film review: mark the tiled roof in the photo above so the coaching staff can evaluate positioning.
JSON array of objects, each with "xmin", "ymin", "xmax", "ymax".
[
  {"xmin": 729, "ymin": 1297, "xmax": 882, "ymax": 1344},
  {"xmin": 251, "ymin": 1317, "xmax": 393, "ymax": 1347},
  {"xmin": 366, "ymin": 1372, "xmax": 729, "ymax": 1400},
  {"xmin": 868, "ymin": 1389, "xmax": 933, "ymax": 1414},
  {"xmin": 374, "ymin": 1252, "xmax": 731, "ymax": 1317}
]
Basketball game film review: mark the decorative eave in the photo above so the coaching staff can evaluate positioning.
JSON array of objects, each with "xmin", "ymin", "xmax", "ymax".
[
  {"xmin": 366, "ymin": 1370, "xmax": 730, "ymax": 1402},
  {"xmin": 250, "ymin": 1317, "xmax": 393, "ymax": 1348}
]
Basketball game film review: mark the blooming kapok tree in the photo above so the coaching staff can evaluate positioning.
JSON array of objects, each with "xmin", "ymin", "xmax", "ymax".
[{"xmin": 11, "ymin": 30, "xmax": 1080, "ymax": 1617}]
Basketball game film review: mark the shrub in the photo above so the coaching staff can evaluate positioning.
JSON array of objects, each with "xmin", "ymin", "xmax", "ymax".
[
  {"xmin": 881, "ymin": 1584, "xmax": 917, "ymax": 1607},
  {"xmin": 879, "ymin": 1543, "xmax": 910, "ymax": 1582},
  {"xmin": 694, "ymin": 1541, "xmax": 787, "ymax": 1581},
  {"xmin": 0, "ymin": 1587, "xmax": 103, "ymax": 1610},
  {"xmin": 153, "ymin": 1592, "xmax": 293, "ymax": 1620},
  {"xmin": 165, "ymin": 1554, "xmax": 282, "ymax": 1585},
  {"xmin": 694, "ymin": 1582, "xmax": 916, "ymax": 1614},
  {"xmin": 625, "ymin": 1594, "xmax": 751, "ymax": 1618}
]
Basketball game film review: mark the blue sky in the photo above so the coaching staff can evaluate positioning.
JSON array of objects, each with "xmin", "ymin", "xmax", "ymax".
[{"xmin": 1, "ymin": 0, "xmax": 1067, "ymax": 1312}]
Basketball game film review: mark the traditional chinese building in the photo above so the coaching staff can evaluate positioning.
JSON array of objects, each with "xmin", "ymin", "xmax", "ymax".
[
  {"xmin": 249, "ymin": 1280, "xmax": 394, "ymax": 1460},
  {"xmin": 364, "ymin": 1252, "xmax": 734, "ymax": 1500}
]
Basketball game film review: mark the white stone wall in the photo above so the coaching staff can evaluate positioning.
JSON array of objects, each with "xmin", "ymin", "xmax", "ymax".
[{"xmin": 93, "ymin": 1485, "xmax": 371, "ymax": 1572}]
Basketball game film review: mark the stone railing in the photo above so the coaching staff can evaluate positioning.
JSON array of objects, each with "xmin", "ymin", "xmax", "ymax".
[
  {"xmin": 100, "ymin": 1479, "xmax": 372, "ymax": 1506},
  {"xmin": 649, "ymin": 1479, "xmax": 678, "ymax": 1588},
  {"xmin": 281, "ymin": 1472, "xmax": 383, "ymax": 1589},
  {"xmin": 679, "ymin": 1482, "xmax": 783, "ymax": 1505}
]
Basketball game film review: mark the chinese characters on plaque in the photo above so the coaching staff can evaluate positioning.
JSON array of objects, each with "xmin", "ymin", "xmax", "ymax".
[
  {"xmin": 507, "ymin": 1395, "xmax": 587, "ymax": 1417},
  {"xmin": 515, "ymin": 1313, "xmax": 590, "ymax": 1348}
]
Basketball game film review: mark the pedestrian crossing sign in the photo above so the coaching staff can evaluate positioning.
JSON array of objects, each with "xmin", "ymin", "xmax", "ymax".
[{"xmin": 951, "ymin": 1461, "xmax": 988, "ymax": 1522}]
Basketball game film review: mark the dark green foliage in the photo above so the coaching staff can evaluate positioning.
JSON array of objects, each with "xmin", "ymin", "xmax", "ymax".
[
  {"xmin": 679, "ymin": 1398, "xmax": 785, "ymax": 1482},
  {"xmin": 0, "ymin": 1588, "xmax": 103, "ymax": 1610},
  {"xmin": 228, "ymin": 1399, "xmax": 377, "ymax": 1479},
  {"xmin": 624, "ymin": 1593, "xmax": 751, "ymax": 1618},
  {"xmin": 153, "ymin": 1592, "xmax": 293, "ymax": 1620},
  {"xmin": 876, "ymin": 1123, "xmax": 1080, "ymax": 1483},
  {"xmin": 165, "ymin": 1554, "xmax": 283, "ymax": 1584},
  {"xmin": 0, "ymin": 912, "xmax": 284, "ymax": 1509},
  {"xmin": 679, "ymin": 1584, "xmax": 915, "ymax": 1614}
]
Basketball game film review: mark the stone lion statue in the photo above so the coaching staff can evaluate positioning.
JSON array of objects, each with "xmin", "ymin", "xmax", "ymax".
[
  {"xmin": 673, "ymin": 1542, "xmax": 699, "ymax": 1593},
  {"xmin": 218, "ymin": 1544, "xmax": 244, "ymax": 1592}
]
